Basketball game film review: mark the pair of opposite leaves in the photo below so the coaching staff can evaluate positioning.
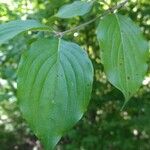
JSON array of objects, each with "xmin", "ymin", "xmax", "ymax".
[
  {"xmin": 18, "ymin": 14, "xmax": 148, "ymax": 149},
  {"xmin": 0, "ymin": 14, "xmax": 148, "ymax": 149}
]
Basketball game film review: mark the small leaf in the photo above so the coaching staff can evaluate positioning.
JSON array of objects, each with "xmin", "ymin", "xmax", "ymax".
[
  {"xmin": 0, "ymin": 20, "xmax": 49, "ymax": 45},
  {"xmin": 0, "ymin": 94, "xmax": 11, "ymax": 102},
  {"xmin": 96, "ymin": 13, "xmax": 148, "ymax": 101},
  {"xmin": 17, "ymin": 38, "xmax": 93, "ymax": 149},
  {"xmin": 56, "ymin": 1, "xmax": 94, "ymax": 18}
]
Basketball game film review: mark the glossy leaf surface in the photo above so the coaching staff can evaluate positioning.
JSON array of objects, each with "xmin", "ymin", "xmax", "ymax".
[
  {"xmin": 17, "ymin": 38, "xmax": 93, "ymax": 149},
  {"xmin": 0, "ymin": 20, "xmax": 49, "ymax": 45},
  {"xmin": 56, "ymin": 1, "xmax": 94, "ymax": 18},
  {"xmin": 97, "ymin": 13, "xmax": 148, "ymax": 101}
]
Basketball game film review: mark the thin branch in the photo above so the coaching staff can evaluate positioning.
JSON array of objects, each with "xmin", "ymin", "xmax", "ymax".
[{"xmin": 55, "ymin": 0, "xmax": 128, "ymax": 37}]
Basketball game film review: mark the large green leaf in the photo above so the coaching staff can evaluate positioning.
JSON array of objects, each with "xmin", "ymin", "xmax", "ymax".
[
  {"xmin": 56, "ymin": 1, "xmax": 94, "ymax": 18},
  {"xmin": 0, "ymin": 20, "xmax": 49, "ymax": 45},
  {"xmin": 96, "ymin": 13, "xmax": 148, "ymax": 101},
  {"xmin": 17, "ymin": 38, "xmax": 93, "ymax": 149}
]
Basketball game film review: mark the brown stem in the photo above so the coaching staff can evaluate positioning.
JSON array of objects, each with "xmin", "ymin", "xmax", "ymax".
[{"xmin": 55, "ymin": 0, "xmax": 128, "ymax": 37}]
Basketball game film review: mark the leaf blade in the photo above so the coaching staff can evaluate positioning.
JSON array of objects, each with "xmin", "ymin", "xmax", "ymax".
[
  {"xmin": 0, "ymin": 20, "xmax": 49, "ymax": 45},
  {"xmin": 56, "ymin": 1, "xmax": 94, "ymax": 18},
  {"xmin": 17, "ymin": 38, "xmax": 93, "ymax": 149},
  {"xmin": 96, "ymin": 13, "xmax": 148, "ymax": 101}
]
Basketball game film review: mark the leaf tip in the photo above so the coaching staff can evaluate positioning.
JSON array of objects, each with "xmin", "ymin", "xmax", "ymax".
[{"xmin": 120, "ymin": 98, "xmax": 129, "ymax": 111}]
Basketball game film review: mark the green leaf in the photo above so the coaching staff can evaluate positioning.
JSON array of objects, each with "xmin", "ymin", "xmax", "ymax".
[
  {"xmin": 96, "ymin": 13, "xmax": 148, "ymax": 101},
  {"xmin": 56, "ymin": 1, "xmax": 94, "ymax": 18},
  {"xmin": 0, "ymin": 94, "xmax": 11, "ymax": 102},
  {"xmin": 17, "ymin": 38, "xmax": 93, "ymax": 149},
  {"xmin": 0, "ymin": 20, "xmax": 49, "ymax": 45}
]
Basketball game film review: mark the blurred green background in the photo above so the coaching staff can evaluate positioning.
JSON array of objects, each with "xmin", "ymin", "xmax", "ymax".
[{"xmin": 0, "ymin": 0, "xmax": 150, "ymax": 149}]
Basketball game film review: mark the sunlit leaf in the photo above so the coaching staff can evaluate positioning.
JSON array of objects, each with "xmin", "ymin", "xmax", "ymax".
[
  {"xmin": 56, "ymin": 1, "xmax": 94, "ymax": 18},
  {"xmin": 17, "ymin": 38, "xmax": 93, "ymax": 149},
  {"xmin": 96, "ymin": 13, "xmax": 148, "ymax": 102},
  {"xmin": 0, "ymin": 20, "xmax": 49, "ymax": 45}
]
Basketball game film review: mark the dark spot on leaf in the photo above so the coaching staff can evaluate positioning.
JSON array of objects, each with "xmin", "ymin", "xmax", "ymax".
[
  {"xmin": 87, "ymin": 83, "xmax": 90, "ymax": 86},
  {"xmin": 128, "ymin": 92, "xmax": 131, "ymax": 96},
  {"xmin": 127, "ymin": 76, "xmax": 130, "ymax": 80},
  {"xmin": 119, "ymin": 62, "xmax": 122, "ymax": 66}
]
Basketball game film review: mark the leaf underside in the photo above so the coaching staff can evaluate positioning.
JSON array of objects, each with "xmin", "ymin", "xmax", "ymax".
[
  {"xmin": 56, "ymin": 1, "xmax": 94, "ymax": 18},
  {"xmin": 17, "ymin": 38, "xmax": 93, "ymax": 150},
  {"xmin": 0, "ymin": 20, "xmax": 49, "ymax": 45},
  {"xmin": 97, "ymin": 13, "xmax": 148, "ymax": 101}
]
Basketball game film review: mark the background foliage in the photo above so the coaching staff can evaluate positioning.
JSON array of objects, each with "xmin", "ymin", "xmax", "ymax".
[{"xmin": 0, "ymin": 0, "xmax": 150, "ymax": 149}]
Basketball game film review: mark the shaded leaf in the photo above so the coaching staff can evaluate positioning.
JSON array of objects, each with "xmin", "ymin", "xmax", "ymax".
[
  {"xmin": 0, "ymin": 94, "xmax": 11, "ymax": 102},
  {"xmin": 0, "ymin": 20, "xmax": 49, "ymax": 45},
  {"xmin": 56, "ymin": 1, "xmax": 94, "ymax": 18},
  {"xmin": 96, "ymin": 13, "xmax": 148, "ymax": 101},
  {"xmin": 17, "ymin": 38, "xmax": 93, "ymax": 149}
]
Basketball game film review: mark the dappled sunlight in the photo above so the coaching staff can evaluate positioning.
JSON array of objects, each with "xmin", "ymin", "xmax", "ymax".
[
  {"xmin": 0, "ymin": 0, "xmax": 150, "ymax": 149},
  {"xmin": 143, "ymin": 76, "xmax": 150, "ymax": 85}
]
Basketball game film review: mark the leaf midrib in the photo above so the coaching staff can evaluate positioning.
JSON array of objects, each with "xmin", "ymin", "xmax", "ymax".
[{"xmin": 114, "ymin": 14, "xmax": 129, "ymax": 100}]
